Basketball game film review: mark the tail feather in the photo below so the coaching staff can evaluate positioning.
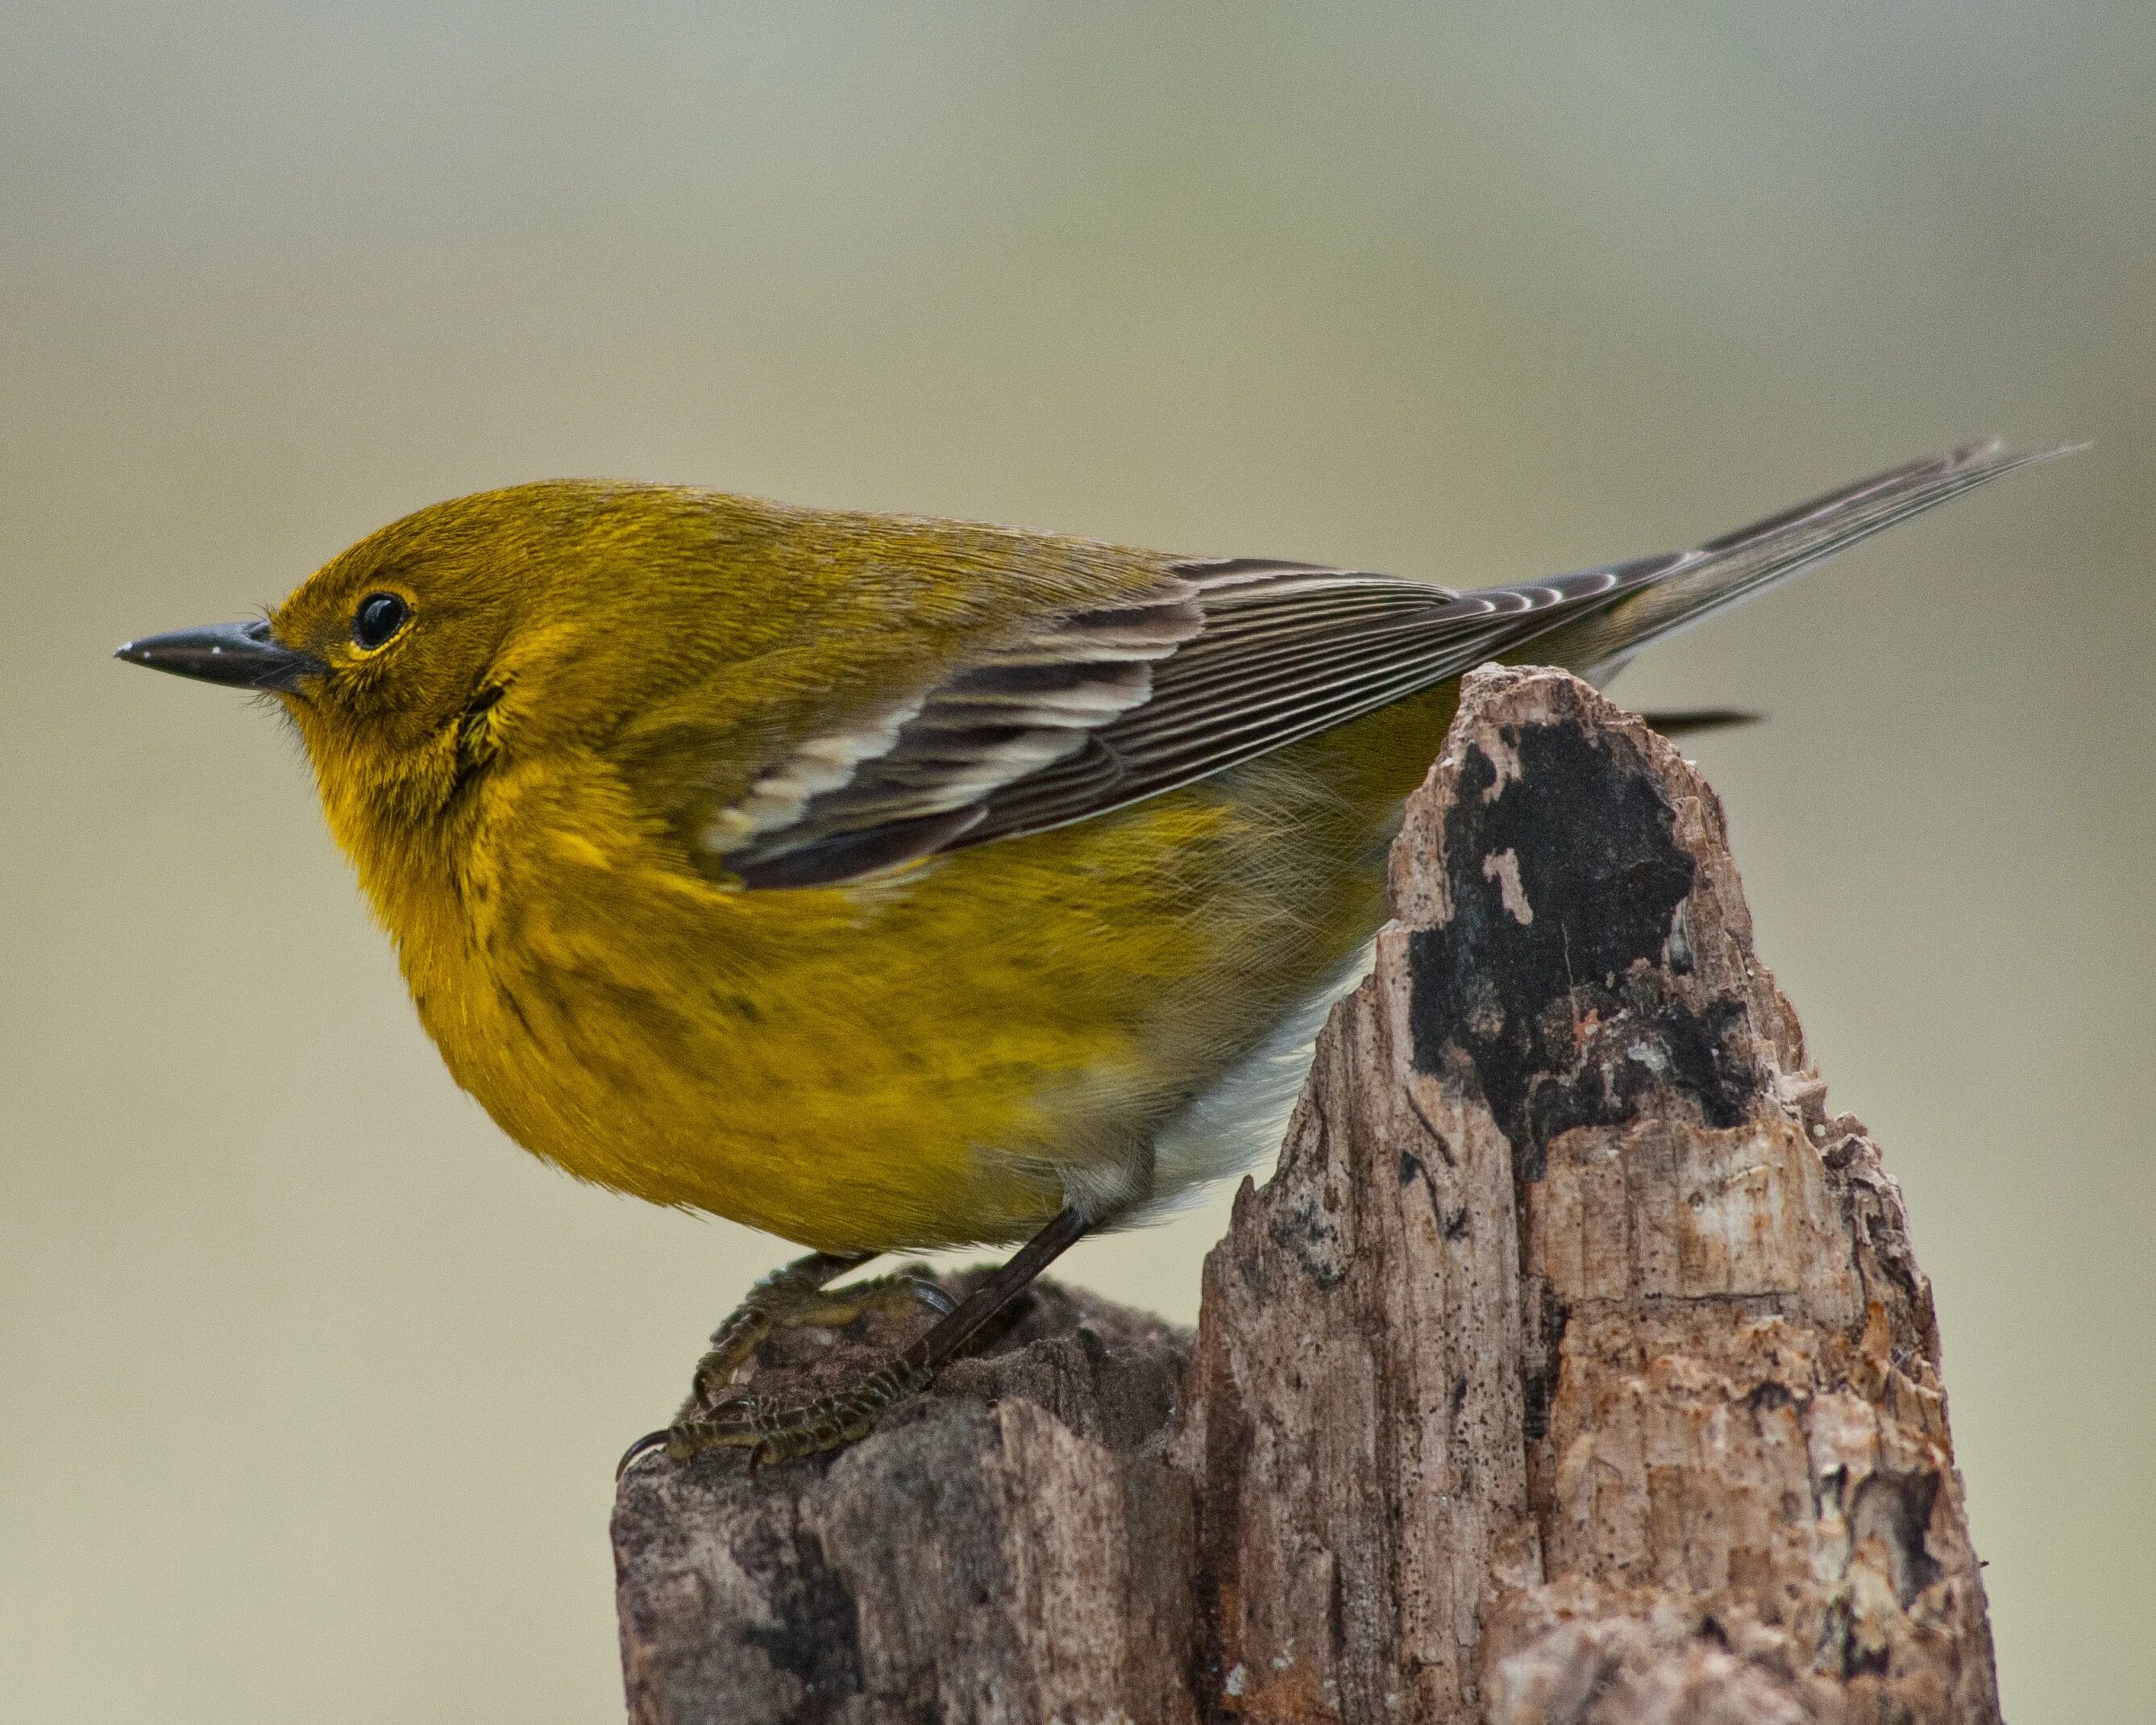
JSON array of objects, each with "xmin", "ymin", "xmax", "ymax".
[
  {"xmin": 1530, "ymin": 439, "xmax": 2080, "ymax": 686},
  {"xmin": 1637, "ymin": 707, "xmax": 1760, "ymax": 738}
]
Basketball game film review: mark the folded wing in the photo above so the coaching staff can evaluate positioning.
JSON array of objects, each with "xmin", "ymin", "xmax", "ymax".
[{"xmin": 712, "ymin": 440, "xmax": 2063, "ymax": 889}]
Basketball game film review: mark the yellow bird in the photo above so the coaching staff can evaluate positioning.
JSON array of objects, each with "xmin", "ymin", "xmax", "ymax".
[{"xmin": 118, "ymin": 440, "xmax": 2060, "ymax": 1465}]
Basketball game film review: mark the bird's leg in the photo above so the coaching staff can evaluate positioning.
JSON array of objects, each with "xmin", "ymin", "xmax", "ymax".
[
  {"xmin": 675, "ymin": 1249, "xmax": 949, "ymax": 1424},
  {"xmin": 625, "ymin": 1206, "xmax": 1091, "ymax": 1473}
]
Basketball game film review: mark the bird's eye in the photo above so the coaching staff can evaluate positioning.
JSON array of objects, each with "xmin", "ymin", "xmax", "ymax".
[{"xmin": 352, "ymin": 592, "xmax": 411, "ymax": 649}]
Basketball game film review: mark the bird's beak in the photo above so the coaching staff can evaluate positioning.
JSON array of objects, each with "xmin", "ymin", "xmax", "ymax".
[{"xmin": 114, "ymin": 619, "xmax": 325, "ymax": 693}]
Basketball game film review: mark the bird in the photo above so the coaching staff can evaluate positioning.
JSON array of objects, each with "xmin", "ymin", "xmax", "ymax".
[{"xmin": 117, "ymin": 439, "xmax": 2065, "ymax": 1466}]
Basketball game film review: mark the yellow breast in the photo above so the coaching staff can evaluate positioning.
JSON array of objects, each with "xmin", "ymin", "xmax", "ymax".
[{"xmin": 355, "ymin": 688, "xmax": 1455, "ymax": 1254}]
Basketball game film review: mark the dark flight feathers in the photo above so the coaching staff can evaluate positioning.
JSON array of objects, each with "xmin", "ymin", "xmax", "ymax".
[{"xmin": 721, "ymin": 441, "xmax": 2065, "ymax": 888}]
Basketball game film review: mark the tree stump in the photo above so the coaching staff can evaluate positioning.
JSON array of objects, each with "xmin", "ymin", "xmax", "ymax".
[{"xmin": 613, "ymin": 666, "xmax": 2002, "ymax": 1724}]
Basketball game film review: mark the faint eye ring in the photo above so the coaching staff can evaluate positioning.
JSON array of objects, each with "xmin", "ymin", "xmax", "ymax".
[{"xmin": 353, "ymin": 592, "xmax": 411, "ymax": 649}]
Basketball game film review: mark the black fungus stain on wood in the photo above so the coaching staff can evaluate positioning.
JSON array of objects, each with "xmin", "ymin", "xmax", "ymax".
[
  {"xmin": 1521, "ymin": 1282, "xmax": 1570, "ymax": 1445},
  {"xmin": 1747, "ymin": 1378, "xmax": 1797, "ymax": 1415},
  {"xmin": 1852, "ymin": 1469, "xmax": 1945, "ymax": 1608},
  {"xmin": 1268, "ymin": 1187, "xmax": 1349, "ymax": 1291},
  {"xmin": 736, "ymin": 1521, "xmax": 864, "ymax": 1721},
  {"xmin": 1406, "ymin": 721, "xmax": 1754, "ymax": 1178}
]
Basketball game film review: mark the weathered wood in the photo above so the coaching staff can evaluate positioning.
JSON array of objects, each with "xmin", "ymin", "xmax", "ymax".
[
  {"xmin": 614, "ymin": 1278, "xmax": 1197, "ymax": 1724},
  {"xmin": 614, "ymin": 665, "xmax": 2002, "ymax": 1724}
]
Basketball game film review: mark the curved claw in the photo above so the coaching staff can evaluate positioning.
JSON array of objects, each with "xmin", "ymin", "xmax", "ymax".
[
  {"xmin": 616, "ymin": 1428, "xmax": 673, "ymax": 1480},
  {"xmin": 906, "ymin": 1276, "xmax": 958, "ymax": 1317}
]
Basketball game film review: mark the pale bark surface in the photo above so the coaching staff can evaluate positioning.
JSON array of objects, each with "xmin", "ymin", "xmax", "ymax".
[{"xmin": 614, "ymin": 665, "xmax": 2001, "ymax": 1724}]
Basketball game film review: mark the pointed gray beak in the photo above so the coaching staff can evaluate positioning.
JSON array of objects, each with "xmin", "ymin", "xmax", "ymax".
[{"xmin": 114, "ymin": 619, "xmax": 325, "ymax": 692}]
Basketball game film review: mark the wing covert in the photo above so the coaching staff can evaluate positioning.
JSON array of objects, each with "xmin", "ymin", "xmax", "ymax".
[
  {"xmin": 713, "ymin": 581, "xmax": 1203, "ymax": 887},
  {"xmin": 708, "ymin": 553, "xmax": 1671, "ymax": 887}
]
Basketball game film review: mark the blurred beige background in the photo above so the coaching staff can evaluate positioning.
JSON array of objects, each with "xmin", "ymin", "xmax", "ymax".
[{"xmin": 3, "ymin": 3, "xmax": 2150, "ymax": 1719}]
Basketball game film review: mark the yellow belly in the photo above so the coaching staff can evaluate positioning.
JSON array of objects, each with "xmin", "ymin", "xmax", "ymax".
[{"xmin": 397, "ymin": 688, "xmax": 1456, "ymax": 1253}]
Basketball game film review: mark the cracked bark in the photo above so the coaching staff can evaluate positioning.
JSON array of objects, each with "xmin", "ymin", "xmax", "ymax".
[{"xmin": 613, "ymin": 665, "xmax": 2002, "ymax": 1725}]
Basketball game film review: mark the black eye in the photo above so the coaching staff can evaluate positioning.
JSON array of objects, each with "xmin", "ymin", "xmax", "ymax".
[{"xmin": 352, "ymin": 592, "xmax": 410, "ymax": 649}]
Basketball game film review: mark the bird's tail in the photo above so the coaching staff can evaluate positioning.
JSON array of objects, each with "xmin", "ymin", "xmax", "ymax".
[{"xmin": 1528, "ymin": 439, "xmax": 2079, "ymax": 687}]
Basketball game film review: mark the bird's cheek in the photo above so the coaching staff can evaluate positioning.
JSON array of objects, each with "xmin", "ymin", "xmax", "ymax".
[{"xmin": 455, "ymin": 684, "xmax": 511, "ymax": 775}]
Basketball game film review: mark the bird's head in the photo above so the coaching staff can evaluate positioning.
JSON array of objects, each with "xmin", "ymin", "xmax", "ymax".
[{"xmin": 115, "ymin": 480, "xmax": 791, "ymax": 871}]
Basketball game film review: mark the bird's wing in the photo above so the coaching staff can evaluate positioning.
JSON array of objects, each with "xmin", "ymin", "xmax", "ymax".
[
  {"xmin": 708, "ymin": 555, "xmax": 1653, "ymax": 888},
  {"xmin": 699, "ymin": 581, "xmax": 1205, "ymax": 887},
  {"xmin": 709, "ymin": 439, "xmax": 2064, "ymax": 889}
]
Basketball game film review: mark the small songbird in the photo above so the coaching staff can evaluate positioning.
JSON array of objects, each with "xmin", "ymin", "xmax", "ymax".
[{"xmin": 118, "ymin": 440, "xmax": 2062, "ymax": 1465}]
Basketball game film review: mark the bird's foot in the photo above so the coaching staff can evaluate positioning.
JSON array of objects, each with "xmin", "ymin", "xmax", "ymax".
[
  {"xmin": 679, "ymin": 1253, "xmax": 952, "ymax": 1419},
  {"xmin": 617, "ymin": 1206, "xmax": 1091, "ymax": 1478},
  {"xmin": 663, "ymin": 1353, "xmax": 938, "ymax": 1469}
]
